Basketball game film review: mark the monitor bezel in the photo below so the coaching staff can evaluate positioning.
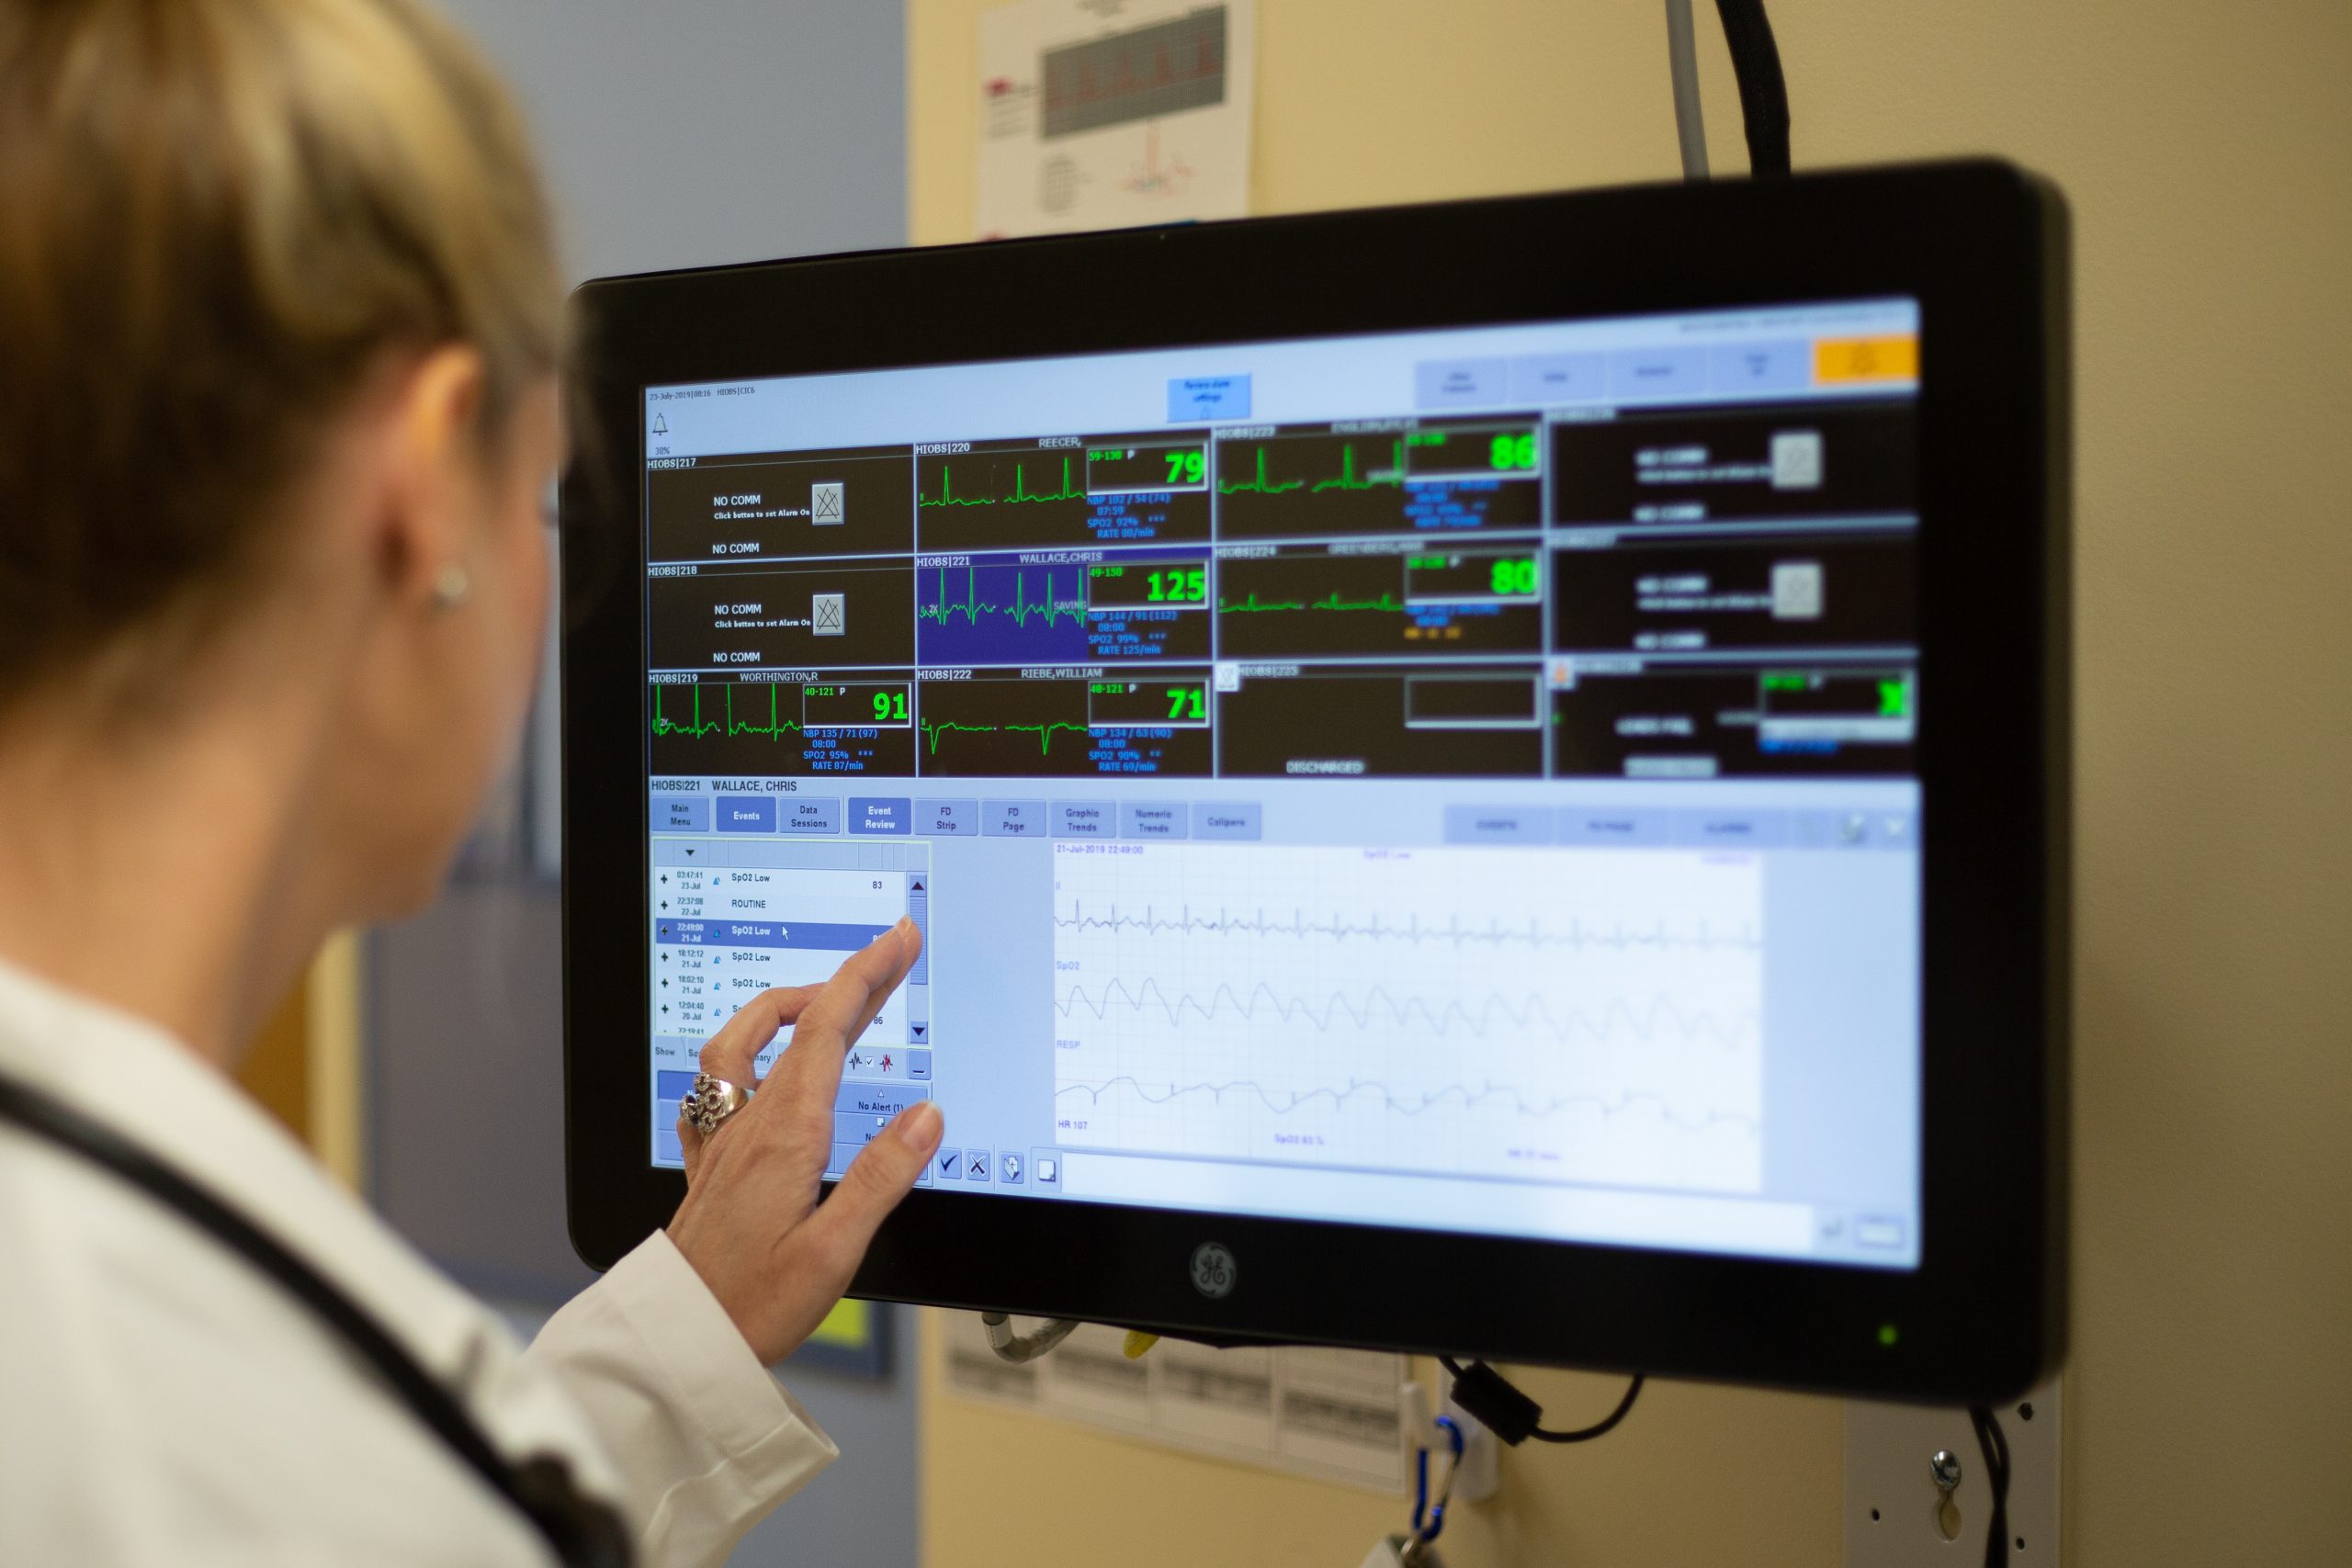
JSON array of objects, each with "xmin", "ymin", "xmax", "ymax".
[{"xmin": 561, "ymin": 159, "xmax": 2068, "ymax": 1404}]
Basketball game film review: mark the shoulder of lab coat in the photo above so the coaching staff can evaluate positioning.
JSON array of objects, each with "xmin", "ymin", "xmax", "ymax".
[{"xmin": 0, "ymin": 957, "xmax": 834, "ymax": 1567}]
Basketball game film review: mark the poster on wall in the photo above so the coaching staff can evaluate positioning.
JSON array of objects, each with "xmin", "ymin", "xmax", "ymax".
[{"xmin": 975, "ymin": 0, "xmax": 1256, "ymax": 240}]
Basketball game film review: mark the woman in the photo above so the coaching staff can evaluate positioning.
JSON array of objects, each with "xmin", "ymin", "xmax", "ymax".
[{"xmin": 0, "ymin": 1, "xmax": 943, "ymax": 1562}]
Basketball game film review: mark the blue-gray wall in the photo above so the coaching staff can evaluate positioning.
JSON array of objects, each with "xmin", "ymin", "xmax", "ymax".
[{"xmin": 370, "ymin": 6, "xmax": 911, "ymax": 1564}]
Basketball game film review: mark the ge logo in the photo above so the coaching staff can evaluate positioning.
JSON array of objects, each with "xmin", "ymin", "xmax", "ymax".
[{"xmin": 1190, "ymin": 1242, "xmax": 1237, "ymax": 1299}]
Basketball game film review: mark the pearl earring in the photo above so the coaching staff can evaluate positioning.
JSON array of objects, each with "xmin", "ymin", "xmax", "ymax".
[{"xmin": 431, "ymin": 563, "xmax": 472, "ymax": 612}]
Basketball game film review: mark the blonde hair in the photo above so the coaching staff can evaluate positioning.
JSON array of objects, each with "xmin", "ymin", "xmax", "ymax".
[{"xmin": 0, "ymin": 0, "xmax": 562, "ymax": 708}]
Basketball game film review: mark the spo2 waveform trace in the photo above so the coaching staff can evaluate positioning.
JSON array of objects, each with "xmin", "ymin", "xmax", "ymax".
[{"xmin": 639, "ymin": 299, "xmax": 1930, "ymax": 1270}]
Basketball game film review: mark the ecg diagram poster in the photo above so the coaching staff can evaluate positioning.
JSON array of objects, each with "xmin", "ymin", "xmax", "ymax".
[
  {"xmin": 974, "ymin": 0, "xmax": 1255, "ymax": 240},
  {"xmin": 942, "ymin": 1312, "xmax": 1410, "ymax": 1491}
]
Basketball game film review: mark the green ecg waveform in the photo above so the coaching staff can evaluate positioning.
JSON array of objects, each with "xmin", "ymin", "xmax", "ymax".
[
  {"xmin": 922, "ymin": 456, "xmax": 1083, "ymax": 508},
  {"xmin": 918, "ymin": 567, "xmax": 1089, "ymax": 629},
  {"xmin": 921, "ymin": 718, "xmax": 1094, "ymax": 756},
  {"xmin": 1218, "ymin": 591, "xmax": 1408, "ymax": 615},
  {"xmin": 1216, "ymin": 447, "xmax": 1305, "ymax": 496},
  {"xmin": 650, "ymin": 684, "xmax": 803, "ymax": 742},
  {"xmin": 1312, "ymin": 439, "xmax": 1406, "ymax": 492},
  {"xmin": 1217, "ymin": 439, "xmax": 1407, "ymax": 496}
]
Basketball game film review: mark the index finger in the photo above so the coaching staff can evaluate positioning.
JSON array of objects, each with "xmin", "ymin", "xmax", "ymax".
[
  {"xmin": 766, "ymin": 918, "xmax": 922, "ymax": 1136},
  {"xmin": 697, "ymin": 984, "xmax": 820, "ymax": 1087}
]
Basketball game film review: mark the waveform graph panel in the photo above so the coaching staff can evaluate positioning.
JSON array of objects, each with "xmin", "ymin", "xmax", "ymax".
[
  {"xmin": 1214, "ymin": 542, "xmax": 1543, "ymax": 659},
  {"xmin": 1050, "ymin": 842, "xmax": 1765, "ymax": 1193},
  {"xmin": 915, "ymin": 433, "xmax": 1211, "ymax": 554},
  {"xmin": 1213, "ymin": 418, "xmax": 1544, "ymax": 541},
  {"xmin": 649, "ymin": 673, "xmax": 917, "ymax": 776},
  {"xmin": 916, "ymin": 669, "xmax": 1215, "ymax": 779},
  {"xmin": 915, "ymin": 550, "xmax": 1215, "ymax": 667},
  {"xmin": 646, "ymin": 445, "xmax": 913, "ymax": 561},
  {"xmin": 648, "ymin": 558, "xmax": 914, "ymax": 670},
  {"xmin": 1216, "ymin": 661, "xmax": 1544, "ymax": 778},
  {"xmin": 916, "ymin": 555, "xmax": 1091, "ymax": 665}
]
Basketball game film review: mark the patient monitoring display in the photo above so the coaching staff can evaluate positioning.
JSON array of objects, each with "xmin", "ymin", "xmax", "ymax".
[{"xmin": 639, "ymin": 299, "xmax": 1924, "ymax": 1271}]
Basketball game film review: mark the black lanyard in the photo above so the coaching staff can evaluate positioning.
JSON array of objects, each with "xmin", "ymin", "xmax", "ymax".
[{"xmin": 0, "ymin": 1069, "xmax": 631, "ymax": 1568}]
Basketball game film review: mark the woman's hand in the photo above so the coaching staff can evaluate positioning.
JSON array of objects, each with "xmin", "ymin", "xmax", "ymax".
[{"xmin": 664, "ymin": 917, "xmax": 941, "ymax": 1365}]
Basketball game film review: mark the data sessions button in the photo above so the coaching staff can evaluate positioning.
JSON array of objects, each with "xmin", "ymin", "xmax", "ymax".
[{"xmin": 778, "ymin": 797, "xmax": 842, "ymax": 835}]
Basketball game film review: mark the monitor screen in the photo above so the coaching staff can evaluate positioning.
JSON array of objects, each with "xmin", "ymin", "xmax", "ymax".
[{"xmin": 638, "ymin": 297, "xmax": 1922, "ymax": 1272}]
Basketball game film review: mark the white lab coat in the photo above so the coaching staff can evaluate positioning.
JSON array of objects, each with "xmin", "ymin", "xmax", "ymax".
[{"xmin": 0, "ymin": 957, "xmax": 837, "ymax": 1565}]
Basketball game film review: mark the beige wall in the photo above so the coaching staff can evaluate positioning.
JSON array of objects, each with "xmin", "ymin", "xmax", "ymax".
[{"xmin": 909, "ymin": 4, "xmax": 2352, "ymax": 1563}]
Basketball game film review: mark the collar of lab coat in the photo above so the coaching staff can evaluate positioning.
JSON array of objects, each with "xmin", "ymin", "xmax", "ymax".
[{"xmin": 0, "ymin": 953, "xmax": 513, "ymax": 1390}]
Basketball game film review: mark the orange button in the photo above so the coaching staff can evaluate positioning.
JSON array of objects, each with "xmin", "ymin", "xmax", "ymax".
[{"xmin": 1814, "ymin": 334, "xmax": 1918, "ymax": 383}]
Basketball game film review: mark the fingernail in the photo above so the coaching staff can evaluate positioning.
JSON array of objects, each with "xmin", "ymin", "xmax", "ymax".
[
  {"xmin": 892, "ymin": 1100, "xmax": 942, "ymax": 1150},
  {"xmin": 895, "ymin": 915, "xmax": 915, "ymax": 935}
]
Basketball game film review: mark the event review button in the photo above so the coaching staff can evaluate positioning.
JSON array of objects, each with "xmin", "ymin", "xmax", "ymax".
[
  {"xmin": 651, "ymin": 796, "xmax": 709, "ymax": 833},
  {"xmin": 848, "ymin": 797, "xmax": 911, "ymax": 836},
  {"xmin": 713, "ymin": 795, "xmax": 775, "ymax": 833}
]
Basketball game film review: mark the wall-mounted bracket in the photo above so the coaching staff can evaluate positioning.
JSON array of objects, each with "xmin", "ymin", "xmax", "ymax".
[{"xmin": 1845, "ymin": 1374, "xmax": 2062, "ymax": 1566}]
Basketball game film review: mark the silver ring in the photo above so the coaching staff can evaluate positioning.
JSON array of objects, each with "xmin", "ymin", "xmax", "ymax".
[{"xmin": 681, "ymin": 1072, "xmax": 752, "ymax": 1135}]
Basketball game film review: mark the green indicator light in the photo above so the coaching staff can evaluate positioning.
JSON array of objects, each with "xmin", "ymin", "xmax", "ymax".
[{"xmin": 1877, "ymin": 1324, "xmax": 1900, "ymax": 1348}]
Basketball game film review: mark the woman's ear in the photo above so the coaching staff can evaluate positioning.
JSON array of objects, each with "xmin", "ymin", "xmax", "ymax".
[{"xmin": 374, "ymin": 344, "xmax": 492, "ymax": 604}]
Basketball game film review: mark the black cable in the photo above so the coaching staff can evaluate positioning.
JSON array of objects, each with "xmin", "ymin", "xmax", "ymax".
[
  {"xmin": 0, "ymin": 1071, "xmax": 632, "ymax": 1568},
  {"xmin": 1440, "ymin": 1356, "xmax": 1645, "ymax": 1446},
  {"xmin": 1969, "ymin": 1404, "xmax": 2012, "ymax": 1568},
  {"xmin": 1711, "ymin": 0, "xmax": 1792, "ymax": 176}
]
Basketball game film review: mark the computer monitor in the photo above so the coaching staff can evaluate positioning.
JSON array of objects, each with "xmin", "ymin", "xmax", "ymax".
[{"xmin": 563, "ymin": 161, "xmax": 2068, "ymax": 1402}]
